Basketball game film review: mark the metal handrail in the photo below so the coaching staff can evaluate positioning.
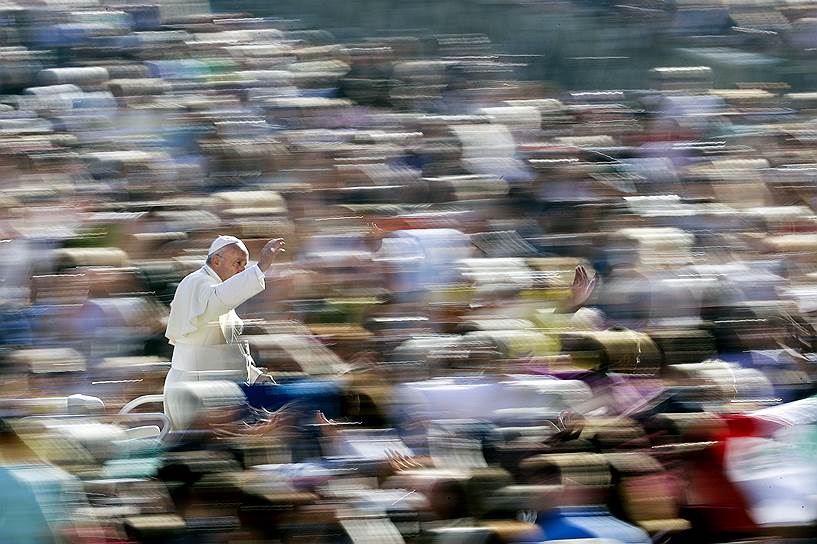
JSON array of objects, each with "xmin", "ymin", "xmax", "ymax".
[{"xmin": 118, "ymin": 394, "xmax": 164, "ymax": 416}]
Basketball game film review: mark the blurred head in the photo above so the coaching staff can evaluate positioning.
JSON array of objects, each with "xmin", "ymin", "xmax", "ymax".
[{"xmin": 207, "ymin": 243, "xmax": 248, "ymax": 281}]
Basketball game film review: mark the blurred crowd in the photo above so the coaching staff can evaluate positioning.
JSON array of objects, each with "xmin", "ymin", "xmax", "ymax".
[{"xmin": 5, "ymin": 0, "xmax": 817, "ymax": 542}]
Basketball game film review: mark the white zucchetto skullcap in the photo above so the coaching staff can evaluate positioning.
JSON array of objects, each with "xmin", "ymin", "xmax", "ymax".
[{"xmin": 207, "ymin": 235, "xmax": 249, "ymax": 256}]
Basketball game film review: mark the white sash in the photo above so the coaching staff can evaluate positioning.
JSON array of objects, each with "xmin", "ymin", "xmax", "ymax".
[{"xmin": 170, "ymin": 342, "xmax": 251, "ymax": 373}]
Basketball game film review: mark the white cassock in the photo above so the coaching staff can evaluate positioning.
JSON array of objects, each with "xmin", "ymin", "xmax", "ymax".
[{"xmin": 163, "ymin": 263, "xmax": 266, "ymax": 429}]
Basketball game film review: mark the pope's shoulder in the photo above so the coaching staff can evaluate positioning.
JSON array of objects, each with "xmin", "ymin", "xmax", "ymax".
[{"xmin": 174, "ymin": 266, "xmax": 218, "ymax": 294}]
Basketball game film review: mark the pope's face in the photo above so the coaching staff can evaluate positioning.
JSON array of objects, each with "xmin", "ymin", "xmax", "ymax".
[{"xmin": 211, "ymin": 244, "xmax": 249, "ymax": 281}]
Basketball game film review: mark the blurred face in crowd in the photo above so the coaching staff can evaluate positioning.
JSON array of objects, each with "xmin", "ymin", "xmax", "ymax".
[{"xmin": 210, "ymin": 243, "xmax": 248, "ymax": 281}]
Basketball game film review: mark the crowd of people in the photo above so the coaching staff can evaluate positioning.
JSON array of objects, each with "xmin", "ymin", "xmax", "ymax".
[{"xmin": 4, "ymin": 0, "xmax": 817, "ymax": 542}]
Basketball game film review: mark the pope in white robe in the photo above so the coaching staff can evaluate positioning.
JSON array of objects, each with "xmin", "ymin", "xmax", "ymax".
[{"xmin": 163, "ymin": 235, "xmax": 285, "ymax": 429}]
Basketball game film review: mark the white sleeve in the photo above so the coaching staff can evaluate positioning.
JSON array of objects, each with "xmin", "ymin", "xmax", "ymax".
[
  {"xmin": 166, "ymin": 265, "xmax": 265, "ymax": 341},
  {"xmin": 252, "ymin": 264, "xmax": 265, "ymax": 281},
  {"xmin": 198, "ymin": 264, "xmax": 266, "ymax": 319}
]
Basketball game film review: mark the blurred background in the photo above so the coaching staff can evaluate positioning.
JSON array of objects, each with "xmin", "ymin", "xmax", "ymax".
[{"xmin": 5, "ymin": 0, "xmax": 817, "ymax": 541}]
